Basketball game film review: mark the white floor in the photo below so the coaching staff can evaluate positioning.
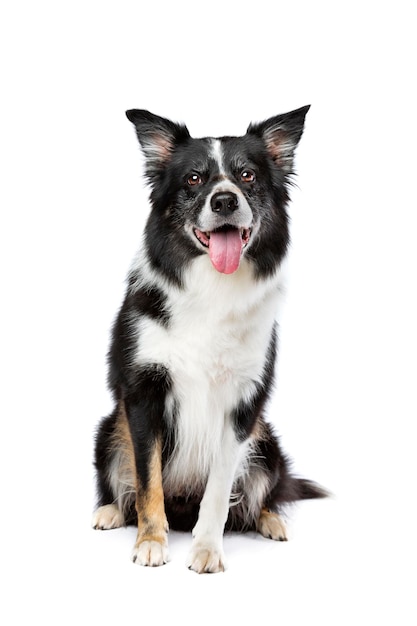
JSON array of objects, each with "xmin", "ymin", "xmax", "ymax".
[
  {"xmin": 5, "ymin": 488, "xmax": 414, "ymax": 625},
  {"xmin": 2, "ymin": 1, "xmax": 416, "ymax": 624}
]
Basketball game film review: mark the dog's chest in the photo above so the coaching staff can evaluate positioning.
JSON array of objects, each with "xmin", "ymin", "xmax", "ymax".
[
  {"xmin": 132, "ymin": 259, "xmax": 282, "ymax": 491},
  {"xmin": 135, "ymin": 259, "xmax": 280, "ymax": 400}
]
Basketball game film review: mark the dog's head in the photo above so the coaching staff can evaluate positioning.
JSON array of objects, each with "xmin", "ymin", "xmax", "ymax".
[{"xmin": 126, "ymin": 107, "xmax": 309, "ymax": 283}]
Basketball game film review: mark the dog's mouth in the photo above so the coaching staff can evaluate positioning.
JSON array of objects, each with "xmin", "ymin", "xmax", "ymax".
[{"xmin": 193, "ymin": 225, "xmax": 252, "ymax": 274}]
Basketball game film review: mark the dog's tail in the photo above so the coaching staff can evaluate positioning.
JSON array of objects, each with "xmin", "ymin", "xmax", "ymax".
[
  {"xmin": 260, "ymin": 422, "xmax": 331, "ymax": 505},
  {"xmin": 273, "ymin": 477, "xmax": 330, "ymax": 506},
  {"xmin": 269, "ymin": 461, "xmax": 331, "ymax": 507},
  {"xmin": 291, "ymin": 478, "xmax": 330, "ymax": 501}
]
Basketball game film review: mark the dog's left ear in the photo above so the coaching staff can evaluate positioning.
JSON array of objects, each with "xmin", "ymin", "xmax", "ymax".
[
  {"xmin": 247, "ymin": 105, "xmax": 310, "ymax": 173},
  {"xmin": 126, "ymin": 109, "xmax": 190, "ymax": 180}
]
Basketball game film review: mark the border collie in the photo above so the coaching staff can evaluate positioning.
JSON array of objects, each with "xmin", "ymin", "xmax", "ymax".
[{"xmin": 93, "ymin": 106, "xmax": 327, "ymax": 573}]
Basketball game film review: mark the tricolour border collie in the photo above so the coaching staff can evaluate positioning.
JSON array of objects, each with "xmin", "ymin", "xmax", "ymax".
[{"xmin": 93, "ymin": 106, "xmax": 327, "ymax": 573}]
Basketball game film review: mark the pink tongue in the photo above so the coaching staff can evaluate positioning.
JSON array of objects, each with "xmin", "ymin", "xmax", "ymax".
[{"xmin": 208, "ymin": 229, "xmax": 243, "ymax": 274}]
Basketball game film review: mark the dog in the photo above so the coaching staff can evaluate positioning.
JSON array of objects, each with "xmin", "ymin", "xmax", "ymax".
[{"xmin": 92, "ymin": 106, "xmax": 327, "ymax": 573}]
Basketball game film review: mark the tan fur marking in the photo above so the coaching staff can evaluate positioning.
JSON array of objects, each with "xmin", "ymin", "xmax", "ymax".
[
  {"xmin": 113, "ymin": 401, "xmax": 136, "ymax": 483},
  {"xmin": 258, "ymin": 508, "xmax": 288, "ymax": 541},
  {"xmin": 92, "ymin": 504, "xmax": 124, "ymax": 530},
  {"xmin": 135, "ymin": 437, "xmax": 168, "ymax": 549},
  {"xmin": 107, "ymin": 401, "xmax": 136, "ymax": 517}
]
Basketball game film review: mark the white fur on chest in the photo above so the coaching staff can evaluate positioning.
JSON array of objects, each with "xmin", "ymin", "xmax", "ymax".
[{"xmin": 132, "ymin": 255, "xmax": 284, "ymax": 493}]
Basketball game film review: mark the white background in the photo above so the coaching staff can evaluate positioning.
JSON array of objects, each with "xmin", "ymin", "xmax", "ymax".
[{"xmin": 1, "ymin": 1, "xmax": 416, "ymax": 624}]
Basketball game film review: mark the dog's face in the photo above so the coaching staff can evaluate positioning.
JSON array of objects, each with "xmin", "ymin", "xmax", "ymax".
[{"xmin": 126, "ymin": 107, "xmax": 309, "ymax": 283}]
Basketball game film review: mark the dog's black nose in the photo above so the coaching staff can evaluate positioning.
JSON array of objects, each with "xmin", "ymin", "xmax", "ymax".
[{"xmin": 210, "ymin": 192, "xmax": 239, "ymax": 215}]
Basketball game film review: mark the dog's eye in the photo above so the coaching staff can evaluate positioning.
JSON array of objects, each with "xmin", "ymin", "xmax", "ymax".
[
  {"xmin": 187, "ymin": 173, "xmax": 203, "ymax": 186},
  {"xmin": 241, "ymin": 169, "xmax": 256, "ymax": 183}
]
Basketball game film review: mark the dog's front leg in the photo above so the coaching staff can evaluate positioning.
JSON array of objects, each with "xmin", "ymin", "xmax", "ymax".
[
  {"xmin": 131, "ymin": 434, "xmax": 168, "ymax": 567},
  {"xmin": 187, "ymin": 422, "xmax": 245, "ymax": 574},
  {"xmin": 125, "ymin": 367, "xmax": 170, "ymax": 567}
]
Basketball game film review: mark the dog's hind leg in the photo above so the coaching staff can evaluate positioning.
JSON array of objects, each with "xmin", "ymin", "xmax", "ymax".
[
  {"xmin": 257, "ymin": 508, "xmax": 288, "ymax": 541},
  {"xmin": 93, "ymin": 503, "xmax": 124, "ymax": 530},
  {"xmin": 93, "ymin": 404, "xmax": 136, "ymax": 530},
  {"xmin": 250, "ymin": 419, "xmax": 327, "ymax": 540}
]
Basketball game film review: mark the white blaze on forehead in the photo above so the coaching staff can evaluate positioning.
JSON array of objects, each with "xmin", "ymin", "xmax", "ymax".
[
  {"xmin": 210, "ymin": 139, "xmax": 226, "ymax": 175},
  {"xmin": 195, "ymin": 141, "xmax": 254, "ymax": 233}
]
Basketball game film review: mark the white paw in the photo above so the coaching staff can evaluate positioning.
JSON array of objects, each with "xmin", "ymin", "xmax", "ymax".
[
  {"xmin": 186, "ymin": 543, "xmax": 227, "ymax": 574},
  {"xmin": 92, "ymin": 504, "xmax": 124, "ymax": 530},
  {"xmin": 132, "ymin": 540, "xmax": 168, "ymax": 567},
  {"xmin": 257, "ymin": 510, "xmax": 288, "ymax": 541}
]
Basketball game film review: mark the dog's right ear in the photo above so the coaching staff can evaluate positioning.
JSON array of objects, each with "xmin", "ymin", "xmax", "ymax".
[{"xmin": 126, "ymin": 110, "xmax": 190, "ymax": 179}]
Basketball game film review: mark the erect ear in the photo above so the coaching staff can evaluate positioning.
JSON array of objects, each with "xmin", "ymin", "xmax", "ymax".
[
  {"xmin": 247, "ymin": 105, "xmax": 310, "ymax": 173},
  {"xmin": 126, "ymin": 109, "xmax": 190, "ymax": 178}
]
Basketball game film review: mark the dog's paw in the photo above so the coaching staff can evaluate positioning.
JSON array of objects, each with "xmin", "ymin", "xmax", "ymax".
[
  {"xmin": 92, "ymin": 504, "xmax": 124, "ymax": 530},
  {"xmin": 186, "ymin": 543, "xmax": 226, "ymax": 574},
  {"xmin": 132, "ymin": 539, "xmax": 169, "ymax": 567},
  {"xmin": 257, "ymin": 509, "xmax": 288, "ymax": 541}
]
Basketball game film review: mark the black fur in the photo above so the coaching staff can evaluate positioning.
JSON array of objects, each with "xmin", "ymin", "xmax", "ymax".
[
  {"xmin": 121, "ymin": 108, "xmax": 312, "ymax": 285},
  {"xmin": 124, "ymin": 365, "xmax": 171, "ymax": 490},
  {"xmin": 94, "ymin": 107, "xmax": 327, "ymax": 559}
]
